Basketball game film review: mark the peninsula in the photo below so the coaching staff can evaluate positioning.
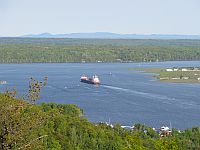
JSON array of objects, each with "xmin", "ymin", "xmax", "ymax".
[{"xmin": 135, "ymin": 67, "xmax": 200, "ymax": 83}]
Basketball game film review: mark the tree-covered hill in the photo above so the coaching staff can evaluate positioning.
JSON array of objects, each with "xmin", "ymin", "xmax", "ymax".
[
  {"xmin": 1, "ymin": 93, "xmax": 200, "ymax": 149},
  {"xmin": 0, "ymin": 38, "xmax": 200, "ymax": 63}
]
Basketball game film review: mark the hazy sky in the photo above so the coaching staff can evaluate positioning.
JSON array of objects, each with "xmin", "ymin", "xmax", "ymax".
[{"xmin": 0, "ymin": 0, "xmax": 200, "ymax": 36}]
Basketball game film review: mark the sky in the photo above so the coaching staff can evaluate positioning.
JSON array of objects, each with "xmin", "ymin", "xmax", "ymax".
[{"xmin": 0, "ymin": 0, "xmax": 200, "ymax": 36}]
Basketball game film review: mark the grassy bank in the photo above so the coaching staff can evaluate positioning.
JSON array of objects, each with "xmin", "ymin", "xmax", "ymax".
[{"xmin": 133, "ymin": 68, "xmax": 200, "ymax": 83}]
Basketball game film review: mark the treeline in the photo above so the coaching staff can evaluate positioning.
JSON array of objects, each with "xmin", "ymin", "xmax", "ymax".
[
  {"xmin": 0, "ymin": 38, "xmax": 200, "ymax": 63},
  {"xmin": 1, "ymin": 94, "xmax": 200, "ymax": 149}
]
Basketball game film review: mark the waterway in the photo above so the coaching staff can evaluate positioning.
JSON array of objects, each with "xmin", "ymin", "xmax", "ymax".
[{"xmin": 0, "ymin": 61, "xmax": 200, "ymax": 129}]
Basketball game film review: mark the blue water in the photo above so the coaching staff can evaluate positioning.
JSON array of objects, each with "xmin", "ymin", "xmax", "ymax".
[{"xmin": 0, "ymin": 61, "xmax": 200, "ymax": 129}]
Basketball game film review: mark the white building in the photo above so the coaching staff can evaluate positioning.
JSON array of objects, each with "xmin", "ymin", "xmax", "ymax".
[
  {"xmin": 171, "ymin": 77, "xmax": 180, "ymax": 80},
  {"xmin": 161, "ymin": 126, "xmax": 170, "ymax": 132},
  {"xmin": 173, "ymin": 68, "xmax": 178, "ymax": 71},
  {"xmin": 166, "ymin": 69, "xmax": 173, "ymax": 72},
  {"xmin": 181, "ymin": 68, "xmax": 188, "ymax": 71}
]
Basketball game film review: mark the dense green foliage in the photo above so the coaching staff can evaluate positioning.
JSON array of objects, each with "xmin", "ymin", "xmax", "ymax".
[
  {"xmin": 1, "ymin": 38, "xmax": 200, "ymax": 63},
  {"xmin": 1, "ymin": 94, "xmax": 200, "ymax": 149}
]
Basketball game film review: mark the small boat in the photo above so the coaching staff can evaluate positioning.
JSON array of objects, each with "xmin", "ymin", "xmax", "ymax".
[
  {"xmin": 0, "ymin": 81, "xmax": 7, "ymax": 85},
  {"xmin": 80, "ymin": 75, "xmax": 100, "ymax": 84}
]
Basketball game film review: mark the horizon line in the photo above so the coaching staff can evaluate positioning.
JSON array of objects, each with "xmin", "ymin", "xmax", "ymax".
[{"xmin": 1, "ymin": 32, "xmax": 200, "ymax": 38}]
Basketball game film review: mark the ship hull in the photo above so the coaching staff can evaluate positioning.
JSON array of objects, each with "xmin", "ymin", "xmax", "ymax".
[{"xmin": 81, "ymin": 79, "xmax": 99, "ymax": 84}]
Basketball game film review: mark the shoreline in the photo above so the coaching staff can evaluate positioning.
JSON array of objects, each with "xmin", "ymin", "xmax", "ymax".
[
  {"xmin": 0, "ymin": 60, "xmax": 200, "ymax": 64},
  {"xmin": 133, "ymin": 68, "xmax": 200, "ymax": 84}
]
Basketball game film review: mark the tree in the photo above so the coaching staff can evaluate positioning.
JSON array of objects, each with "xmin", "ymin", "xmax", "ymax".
[{"xmin": 27, "ymin": 77, "xmax": 48, "ymax": 104}]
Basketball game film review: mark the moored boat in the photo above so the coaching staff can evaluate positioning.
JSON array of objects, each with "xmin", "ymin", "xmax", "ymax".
[
  {"xmin": 0, "ymin": 81, "xmax": 7, "ymax": 85},
  {"xmin": 80, "ymin": 75, "xmax": 100, "ymax": 84}
]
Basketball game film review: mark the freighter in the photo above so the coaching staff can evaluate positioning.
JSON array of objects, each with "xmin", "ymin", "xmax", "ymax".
[{"xmin": 80, "ymin": 75, "xmax": 100, "ymax": 84}]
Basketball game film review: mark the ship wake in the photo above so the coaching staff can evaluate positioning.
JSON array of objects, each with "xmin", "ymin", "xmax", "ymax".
[{"xmin": 101, "ymin": 85, "xmax": 197, "ymax": 108}]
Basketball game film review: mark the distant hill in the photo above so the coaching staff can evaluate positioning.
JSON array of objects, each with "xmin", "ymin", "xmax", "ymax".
[{"xmin": 22, "ymin": 32, "xmax": 200, "ymax": 39}]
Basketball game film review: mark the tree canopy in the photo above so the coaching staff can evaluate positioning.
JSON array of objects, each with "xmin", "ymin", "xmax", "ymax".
[
  {"xmin": 0, "ymin": 94, "xmax": 200, "ymax": 149},
  {"xmin": 1, "ymin": 38, "xmax": 200, "ymax": 63}
]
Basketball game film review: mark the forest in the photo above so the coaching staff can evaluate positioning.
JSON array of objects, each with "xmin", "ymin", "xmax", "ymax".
[
  {"xmin": 0, "ymin": 38, "xmax": 200, "ymax": 63},
  {"xmin": 1, "ymin": 93, "xmax": 200, "ymax": 150}
]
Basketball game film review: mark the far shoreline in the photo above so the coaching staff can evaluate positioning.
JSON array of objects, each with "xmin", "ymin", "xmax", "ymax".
[{"xmin": 0, "ymin": 60, "xmax": 200, "ymax": 65}]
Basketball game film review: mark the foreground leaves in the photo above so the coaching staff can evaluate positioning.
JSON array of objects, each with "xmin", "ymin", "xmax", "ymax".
[{"xmin": 0, "ymin": 94, "xmax": 200, "ymax": 149}]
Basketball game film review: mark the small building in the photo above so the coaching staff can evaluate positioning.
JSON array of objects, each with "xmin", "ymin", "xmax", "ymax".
[
  {"xmin": 182, "ymin": 77, "xmax": 189, "ymax": 80},
  {"xmin": 171, "ymin": 77, "xmax": 180, "ymax": 80},
  {"xmin": 166, "ymin": 69, "xmax": 173, "ymax": 72},
  {"xmin": 161, "ymin": 126, "xmax": 170, "ymax": 132},
  {"xmin": 160, "ymin": 126, "xmax": 172, "ymax": 137},
  {"xmin": 121, "ymin": 125, "xmax": 134, "ymax": 130},
  {"xmin": 173, "ymin": 68, "xmax": 178, "ymax": 71},
  {"xmin": 181, "ymin": 68, "xmax": 188, "ymax": 71}
]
